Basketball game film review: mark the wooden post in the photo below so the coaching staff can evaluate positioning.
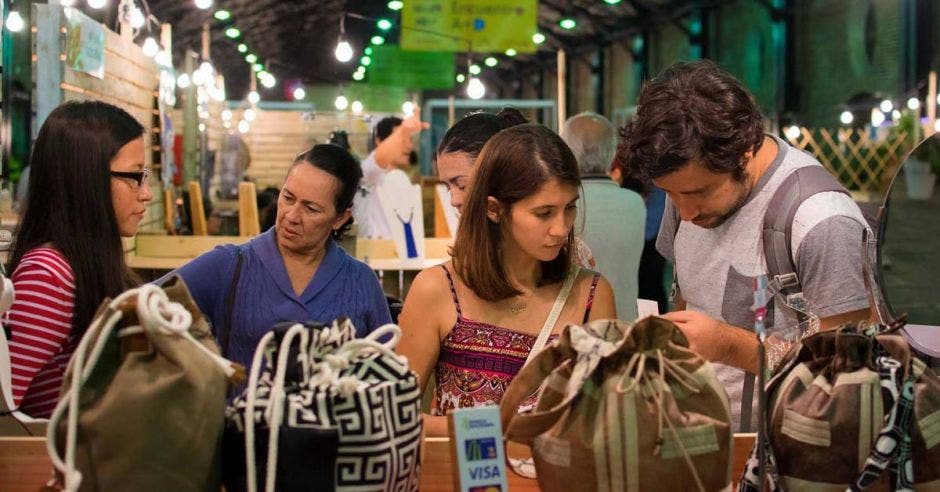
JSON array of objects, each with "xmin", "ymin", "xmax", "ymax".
[
  {"xmin": 927, "ymin": 71, "xmax": 937, "ymax": 137},
  {"xmin": 188, "ymin": 181, "xmax": 208, "ymax": 236},
  {"xmin": 182, "ymin": 50, "xmax": 199, "ymax": 186},
  {"xmin": 557, "ymin": 49, "xmax": 567, "ymax": 131},
  {"xmin": 201, "ymin": 21, "xmax": 210, "ymax": 60},
  {"xmin": 163, "ymin": 188, "xmax": 176, "ymax": 234},
  {"xmin": 447, "ymin": 95, "xmax": 455, "ymax": 127},
  {"xmin": 238, "ymin": 181, "xmax": 260, "ymax": 237}
]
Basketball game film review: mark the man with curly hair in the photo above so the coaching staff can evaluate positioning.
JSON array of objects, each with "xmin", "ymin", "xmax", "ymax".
[{"xmin": 619, "ymin": 60, "xmax": 871, "ymax": 430}]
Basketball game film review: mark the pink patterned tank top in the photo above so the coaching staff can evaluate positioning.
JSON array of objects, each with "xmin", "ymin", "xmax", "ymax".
[{"xmin": 431, "ymin": 266, "xmax": 600, "ymax": 416}]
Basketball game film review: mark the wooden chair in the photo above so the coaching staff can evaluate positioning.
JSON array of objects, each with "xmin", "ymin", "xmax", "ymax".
[
  {"xmin": 237, "ymin": 181, "xmax": 260, "ymax": 237},
  {"xmin": 187, "ymin": 181, "xmax": 207, "ymax": 236}
]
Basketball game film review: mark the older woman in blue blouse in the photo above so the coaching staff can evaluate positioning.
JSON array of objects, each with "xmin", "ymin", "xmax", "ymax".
[{"xmin": 162, "ymin": 144, "xmax": 390, "ymax": 369}]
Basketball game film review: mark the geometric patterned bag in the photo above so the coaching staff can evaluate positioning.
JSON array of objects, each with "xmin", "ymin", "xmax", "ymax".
[
  {"xmin": 222, "ymin": 319, "xmax": 422, "ymax": 492},
  {"xmin": 739, "ymin": 324, "xmax": 940, "ymax": 491}
]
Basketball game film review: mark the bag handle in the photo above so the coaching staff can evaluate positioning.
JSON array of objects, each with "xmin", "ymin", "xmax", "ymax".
[{"xmin": 524, "ymin": 266, "xmax": 579, "ymax": 367}]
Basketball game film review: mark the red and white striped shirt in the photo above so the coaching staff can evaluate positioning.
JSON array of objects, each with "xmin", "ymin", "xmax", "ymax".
[{"xmin": 6, "ymin": 247, "xmax": 76, "ymax": 418}]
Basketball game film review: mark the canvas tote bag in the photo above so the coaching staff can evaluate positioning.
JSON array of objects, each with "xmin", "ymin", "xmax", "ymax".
[
  {"xmin": 500, "ymin": 317, "xmax": 733, "ymax": 492},
  {"xmin": 45, "ymin": 277, "xmax": 239, "ymax": 492},
  {"xmin": 223, "ymin": 319, "xmax": 423, "ymax": 492}
]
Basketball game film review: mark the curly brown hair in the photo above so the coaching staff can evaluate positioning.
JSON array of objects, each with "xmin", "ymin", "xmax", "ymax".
[{"xmin": 618, "ymin": 60, "xmax": 765, "ymax": 183}]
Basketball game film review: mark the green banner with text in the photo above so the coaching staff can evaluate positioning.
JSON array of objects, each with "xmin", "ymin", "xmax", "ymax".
[
  {"xmin": 401, "ymin": 0, "xmax": 538, "ymax": 53},
  {"xmin": 367, "ymin": 45, "xmax": 455, "ymax": 90}
]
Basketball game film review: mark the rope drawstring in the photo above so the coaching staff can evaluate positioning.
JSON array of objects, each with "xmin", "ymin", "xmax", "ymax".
[{"xmin": 611, "ymin": 343, "xmax": 707, "ymax": 492}]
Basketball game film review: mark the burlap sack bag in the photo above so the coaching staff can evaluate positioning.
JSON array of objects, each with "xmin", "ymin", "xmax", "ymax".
[
  {"xmin": 739, "ymin": 326, "xmax": 940, "ymax": 491},
  {"xmin": 45, "ymin": 277, "xmax": 239, "ymax": 491},
  {"xmin": 500, "ymin": 317, "xmax": 733, "ymax": 492}
]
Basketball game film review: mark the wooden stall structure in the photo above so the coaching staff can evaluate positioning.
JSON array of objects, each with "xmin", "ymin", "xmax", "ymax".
[{"xmin": 32, "ymin": 4, "xmax": 165, "ymax": 234}]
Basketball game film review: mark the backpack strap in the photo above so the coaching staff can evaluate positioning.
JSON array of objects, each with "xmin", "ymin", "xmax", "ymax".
[
  {"xmin": 762, "ymin": 165, "xmax": 849, "ymax": 318},
  {"xmin": 220, "ymin": 247, "xmax": 245, "ymax": 357}
]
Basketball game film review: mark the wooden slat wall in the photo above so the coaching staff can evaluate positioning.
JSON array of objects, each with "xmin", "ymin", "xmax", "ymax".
[
  {"xmin": 224, "ymin": 110, "xmax": 372, "ymax": 189},
  {"xmin": 34, "ymin": 7, "xmax": 164, "ymax": 235}
]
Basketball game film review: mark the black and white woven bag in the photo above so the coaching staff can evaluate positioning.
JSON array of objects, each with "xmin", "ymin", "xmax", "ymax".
[{"xmin": 222, "ymin": 319, "xmax": 423, "ymax": 492}]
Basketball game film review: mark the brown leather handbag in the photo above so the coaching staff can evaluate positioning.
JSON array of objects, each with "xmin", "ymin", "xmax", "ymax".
[{"xmin": 500, "ymin": 317, "xmax": 734, "ymax": 492}]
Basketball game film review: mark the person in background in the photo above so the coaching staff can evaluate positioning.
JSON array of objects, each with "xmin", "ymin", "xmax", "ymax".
[
  {"xmin": 611, "ymin": 149, "xmax": 669, "ymax": 314},
  {"xmin": 561, "ymin": 112, "xmax": 646, "ymax": 320},
  {"xmin": 619, "ymin": 60, "xmax": 870, "ymax": 430},
  {"xmin": 436, "ymin": 108, "xmax": 528, "ymax": 212},
  {"xmin": 398, "ymin": 124, "xmax": 616, "ymax": 436},
  {"xmin": 352, "ymin": 114, "xmax": 426, "ymax": 238},
  {"xmin": 5, "ymin": 100, "xmax": 153, "ymax": 417},
  {"xmin": 160, "ymin": 144, "xmax": 391, "ymax": 370}
]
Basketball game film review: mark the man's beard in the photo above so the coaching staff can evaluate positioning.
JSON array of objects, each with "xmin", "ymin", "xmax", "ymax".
[{"xmin": 693, "ymin": 179, "xmax": 752, "ymax": 229}]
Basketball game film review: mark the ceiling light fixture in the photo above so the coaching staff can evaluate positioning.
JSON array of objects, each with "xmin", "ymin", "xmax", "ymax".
[
  {"xmin": 5, "ymin": 10, "xmax": 24, "ymax": 32},
  {"xmin": 466, "ymin": 77, "xmax": 485, "ymax": 99}
]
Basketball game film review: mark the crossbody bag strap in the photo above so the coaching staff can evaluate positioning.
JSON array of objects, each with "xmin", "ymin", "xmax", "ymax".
[
  {"xmin": 525, "ymin": 266, "xmax": 580, "ymax": 367},
  {"xmin": 221, "ymin": 248, "xmax": 245, "ymax": 357}
]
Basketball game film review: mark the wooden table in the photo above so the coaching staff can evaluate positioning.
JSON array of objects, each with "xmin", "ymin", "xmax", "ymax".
[{"xmin": 1, "ymin": 434, "xmax": 756, "ymax": 491}]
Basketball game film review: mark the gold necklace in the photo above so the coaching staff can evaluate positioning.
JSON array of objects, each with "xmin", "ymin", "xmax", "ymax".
[{"xmin": 508, "ymin": 304, "xmax": 527, "ymax": 316}]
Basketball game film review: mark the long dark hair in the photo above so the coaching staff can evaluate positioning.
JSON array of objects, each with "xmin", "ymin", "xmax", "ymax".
[
  {"xmin": 8, "ymin": 100, "xmax": 143, "ymax": 338},
  {"xmin": 451, "ymin": 124, "xmax": 580, "ymax": 302}
]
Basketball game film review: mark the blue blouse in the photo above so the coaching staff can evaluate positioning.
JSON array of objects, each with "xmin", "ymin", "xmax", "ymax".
[{"xmin": 158, "ymin": 229, "xmax": 391, "ymax": 369}]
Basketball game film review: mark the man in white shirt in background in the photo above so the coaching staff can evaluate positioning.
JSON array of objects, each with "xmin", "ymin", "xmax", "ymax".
[
  {"xmin": 353, "ymin": 115, "xmax": 421, "ymax": 238},
  {"xmin": 561, "ymin": 112, "xmax": 646, "ymax": 320}
]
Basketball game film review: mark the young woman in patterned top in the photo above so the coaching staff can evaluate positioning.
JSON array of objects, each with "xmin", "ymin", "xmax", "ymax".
[
  {"xmin": 398, "ymin": 124, "xmax": 616, "ymax": 436},
  {"xmin": 5, "ymin": 101, "xmax": 152, "ymax": 417}
]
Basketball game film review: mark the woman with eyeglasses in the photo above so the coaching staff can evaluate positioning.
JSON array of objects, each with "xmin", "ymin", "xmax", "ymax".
[{"xmin": 4, "ymin": 100, "xmax": 153, "ymax": 417}]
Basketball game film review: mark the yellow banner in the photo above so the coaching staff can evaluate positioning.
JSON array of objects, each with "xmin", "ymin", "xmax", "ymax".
[{"xmin": 401, "ymin": 0, "xmax": 538, "ymax": 53}]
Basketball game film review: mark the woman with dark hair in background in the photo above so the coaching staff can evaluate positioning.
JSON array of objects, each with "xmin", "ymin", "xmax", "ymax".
[
  {"xmin": 398, "ymin": 124, "xmax": 615, "ymax": 436},
  {"xmin": 161, "ymin": 144, "xmax": 391, "ymax": 370},
  {"xmin": 436, "ymin": 108, "xmax": 527, "ymax": 212},
  {"xmin": 6, "ymin": 100, "xmax": 153, "ymax": 417}
]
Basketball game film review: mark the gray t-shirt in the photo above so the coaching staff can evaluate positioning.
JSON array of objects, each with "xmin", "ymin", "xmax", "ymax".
[{"xmin": 656, "ymin": 135, "xmax": 870, "ymax": 430}]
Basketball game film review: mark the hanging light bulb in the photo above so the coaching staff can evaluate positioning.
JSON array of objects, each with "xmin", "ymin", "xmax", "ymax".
[
  {"xmin": 871, "ymin": 108, "xmax": 885, "ymax": 127},
  {"xmin": 244, "ymin": 108, "xmax": 257, "ymax": 122},
  {"xmin": 59, "ymin": 0, "xmax": 76, "ymax": 6},
  {"xmin": 5, "ymin": 10, "xmax": 24, "ymax": 32},
  {"xmin": 177, "ymin": 73, "xmax": 191, "ymax": 88},
  {"xmin": 334, "ymin": 95, "xmax": 349, "ymax": 111},
  {"xmin": 259, "ymin": 72, "xmax": 276, "ymax": 89},
  {"xmin": 352, "ymin": 71, "xmax": 365, "ymax": 81},
  {"xmin": 879, "ymin": 99, "xmax": 893, "ymax": 113},
  {"xmin": 194, "ymin": 0, "xmax": 213, "ymax": 10},
  {"xmin": 142, "ymin": 37, "xmax": 160, "ymax": 58},
  {"xmin": 468, "ymin": 64, "xmax": 481, "ymax": 75},
  {"xmin": 87, "ymin": 0, "xmax": 107, "ymax": 9},
  {"xmin": 198, "ymin": 123, "xmax": 206, "ymax": 132},
  {"xmin": 456, "ymin": 74, "xmax": 465, "ymax": 83},
  {"xmin": 191, "ymin": 69, "xmax": 207, "ymax": 86},
  {"xmin": 351, "ymin": 100, "xmax": 363, "ymax": 114},
  {"xmin": 783, "ymin": 125, "xmax": 801, "ymax": 140},
  {"xmin": 335, "ymin": 40, "xmax": 353, "ymax": 62},
  {"xmin": 402, "ymin": 101, "xmax": 415, "ymax": 116},
  {"xmin": 155, "ymin": 50, "xmax": 171, "ymax": 67},
  {"xmin": 907, "ymin": 97, "xmax": 921, "ymax": 110},
  {"xmin": 238, "ymin": 120, "xmax": 250, "ymax": 134},
  {"xmin": 128, "ymin": 7, "xmax": 145, "ymax": 29},
  {"xmin": 247, "ymin": 90, "xmax": 260, "ymax": 104},
  {"xmin": 466, "ymin": 78, "xmax": 485, "ymax": 100},
  {"xmin": 221, "ymin": 109, "xmax": 232, "ymax": 121},
  {"xmin": 839, "ymin": 110, "xmax": 854, "ymax": 125},
  {"xmin": 293, "ymin": 87, "xmax": 306, "ymax": 100}
]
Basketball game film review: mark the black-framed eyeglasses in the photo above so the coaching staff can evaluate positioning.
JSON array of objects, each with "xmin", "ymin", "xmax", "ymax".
[{"xmin": 110, "ymin": 168, "xmax": 151, "ymax": 187}]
